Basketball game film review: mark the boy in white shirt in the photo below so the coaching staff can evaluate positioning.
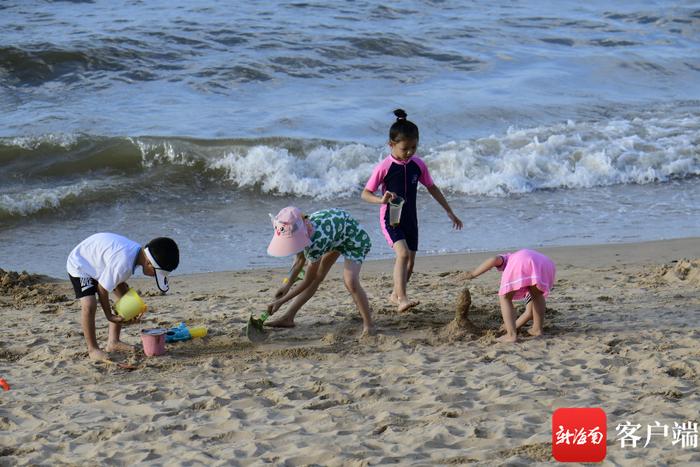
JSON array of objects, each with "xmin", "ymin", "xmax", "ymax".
[{"xmin": 66, "ymin": 233, "xmax": 179, "ymax": 361}]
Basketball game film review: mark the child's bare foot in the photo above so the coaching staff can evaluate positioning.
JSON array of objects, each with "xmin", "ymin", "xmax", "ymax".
[
  {"xmin": 397, "ymin": 298, "xmax": 419, "ymax": 313},
  {"xmin": 361, "ymin": 325, "xmax": 376, "ymax": 337},
  {"xmin": 499, "ymin": 323, "xmax": 529, "ymax": 334},
  {"xmin": 106, "ymin": 341, "xmax": 135, "ymax": 353},
  {"xmin": 265, "ymin": 316, "xmax": 296, "ymax": 328},
  {"xmin": 389, "ymin": 293, "xmax": 399, "ymax": 305},
  {"xmin": 88, "ymin": 348, "xmax": 110, "ymax": 362},
  {"xmin": 496, "ymin": 334, "xmax": 518, "ymax": 343},
  {"xmin": 527, "ymin": 329, "xmax": 543, "ymax": 338}
]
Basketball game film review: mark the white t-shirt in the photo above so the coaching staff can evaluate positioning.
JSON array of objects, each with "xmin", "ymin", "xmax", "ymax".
[{"xmin": 66, "ymin": 233, "xmax": 141, "ymax": 292}]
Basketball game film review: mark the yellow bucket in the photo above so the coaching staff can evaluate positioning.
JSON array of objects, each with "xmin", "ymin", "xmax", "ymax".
[{"xmin": 115, "ymin": 288, "xmax": 147, "ymax": 321}]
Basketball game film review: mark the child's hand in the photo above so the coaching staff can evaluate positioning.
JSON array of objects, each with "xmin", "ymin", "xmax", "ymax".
[
  {"xmin": 267, "ymin": 300, "xmax": 282, "ymax": 315},
  {"xmin": 274, "ymin": 287, "xmax": 287, "ymax": 299},
  {"xmin": 448, "ymin": 212, "xmax": 463, "ymax": 230},
  {"xmin": 121, "ymin": 313, "xmax": 145, "ymax": 326},
  {"xmin": 459, "ymin": 271, "xmax": 475, "ymax": 281},
  {"xmin": 106, "ymin": 312, "xmax": 124, "ymax": 324},
  {"xmin": 380, "ymin": 192, "xmax": 396, "ymax": 204}
]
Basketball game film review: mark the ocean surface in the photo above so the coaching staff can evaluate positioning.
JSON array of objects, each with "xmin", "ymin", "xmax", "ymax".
[{"xmin": 1, "ymin": 0, "xmax": 699, "ymax": 278}]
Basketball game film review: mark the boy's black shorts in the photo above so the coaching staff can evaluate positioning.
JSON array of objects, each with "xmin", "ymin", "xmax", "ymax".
[{"xmin": 68, "ymin": 274, "xmax": 98, "ymax": 299}]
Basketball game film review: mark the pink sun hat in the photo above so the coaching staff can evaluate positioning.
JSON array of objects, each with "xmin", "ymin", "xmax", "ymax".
[{"xmin": 267, "ymin": 206, "xmax": 311, "ymax": 257}]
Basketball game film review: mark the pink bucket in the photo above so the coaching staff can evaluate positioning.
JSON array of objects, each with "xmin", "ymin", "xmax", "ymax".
[{"xmin": 141, "ymin": 329, "xmax": 166, "ymax": 356}]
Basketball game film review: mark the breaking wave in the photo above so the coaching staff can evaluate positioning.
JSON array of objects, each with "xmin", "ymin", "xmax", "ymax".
[{"xmin": 1, "ymin": 109, "xmax": 698, "ymax": 220}]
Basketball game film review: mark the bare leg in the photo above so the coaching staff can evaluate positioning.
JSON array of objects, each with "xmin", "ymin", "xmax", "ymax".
[
  {"xmin": 389, "ymin": 240, "xmax": 407, "ymax": 304},
  {"xmin": 497, "ymin": 292, "xmax": 518, "ymax": 343},
  {"xmin": 343, "ymin": 259, "xmax": 374, "ymax": 336},
  {"xmin": 80, "ymin": 296, "xmax": 109, "ymax": 361},
  {"xmin": 514, "ymin": 301, "xmax": 534, "ymax": 330},
  {"xmin": 406, "ymin": 250, "xmax": 416, "ymax": 283},
  {"xmin": 527, "ymin": 286, "xmax": 545, "ymax": 337},
  {"xmin": 498, "ymin": 300, "xmax": 534, "ymax": 332},
  {"xmin": 391, "ymin": 240, "xmax": 419, "ymax": 312},
  {"xmin": 106, "ymin": 283, "xmax": 134, "ymax": 352},
  {"xmin": 266, "ymin": 252, "xmax": 340, "ymax": 327}
]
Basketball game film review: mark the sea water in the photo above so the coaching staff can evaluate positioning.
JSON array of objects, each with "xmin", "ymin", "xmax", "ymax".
[{"xmin": 1, "ymin": 1, "xmax": 698, "ymax": 277}]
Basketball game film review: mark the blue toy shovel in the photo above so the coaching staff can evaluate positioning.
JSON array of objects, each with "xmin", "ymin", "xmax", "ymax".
[{"xmin": 244, "ymin": 311, "xmax": 269, "ymax": 343}]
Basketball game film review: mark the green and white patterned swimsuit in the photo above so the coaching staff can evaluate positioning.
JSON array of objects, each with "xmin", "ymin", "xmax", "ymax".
[{"xmin": 304, "ymin": 209, "xmax": 372, "ymax": 264}]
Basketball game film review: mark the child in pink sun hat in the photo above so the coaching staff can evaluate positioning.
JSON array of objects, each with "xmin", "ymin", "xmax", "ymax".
[
  {"xmin": 267, "ymin": 206, "xmax": 312, "ymax": 257},
  {"xmin": 266, "ymin": 206, "xmax": 375, "ymax": 337},
  {"xmin": 462, "ymin": 249, "xmax": 556, "ymax": 343}
]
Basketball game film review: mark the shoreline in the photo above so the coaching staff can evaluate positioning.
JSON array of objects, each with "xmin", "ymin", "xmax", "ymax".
[
  {"xmin": 365, "ymin": 236, "xmax": 700, "ymax": 272},
  {"xmin": 10, "ymin": 235, "xmax": 699, "ymax": 281},
  {"xmin": 156, "ymin": 236, "xmax": 700, "ymax": 285}
]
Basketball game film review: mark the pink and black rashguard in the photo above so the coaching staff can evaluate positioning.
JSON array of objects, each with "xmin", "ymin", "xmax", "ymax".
[{"xmin": 364, "ymin": 154, "xmax": 434, "ymax": 251}]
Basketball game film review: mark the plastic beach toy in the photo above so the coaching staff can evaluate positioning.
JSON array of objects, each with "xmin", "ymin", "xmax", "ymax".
[
  {"xmin": 115, "ymin": 288, "xmax": 147, "ymax": 321},
  {"xmin": 141, "ymin": 328, "xmax": 166, "ymax": 356},
  {"xmin": 165, "ymin": 322, "xmax": 207, "ymax": 343},
  {"xmin": 0, "ymin": 378, "xmax": 9, "ymax": 391},
  {"xmin": 189, "ymin": 326, "xmax": 207, "ymax": 338},
  {"xmin": 244, "ymin": 311, "xmax": 269, "ymax": 343},
  {"xmin": 389, "ymin": 196, "xmax": 404, "ymax": 226}
]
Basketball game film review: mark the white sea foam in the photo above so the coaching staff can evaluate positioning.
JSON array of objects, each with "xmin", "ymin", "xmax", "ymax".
[
  {"xmin": 132, "ymin": 138, "xmax": 199, "ymax": 167},
  {"xmin": 205, "ymin": 113, "xmax": 700, "ymax": 198},
  {"xmin": 6, "ymin": 113, "xmax": 697, "ymax": 206},
  {"xmin": 0, "ymin": 182, "xmax": 91, "ymax": 217},
  {"xmin": 4, "ymin": 133, "xmax": 80, "ymax": 150},
  {"xmin": 209, "ymin": 143, "xmax": 379, "ymax": 198},
  {"xmin": 419, "ymin": 115, "xmax": 699, "ymax": 196}
]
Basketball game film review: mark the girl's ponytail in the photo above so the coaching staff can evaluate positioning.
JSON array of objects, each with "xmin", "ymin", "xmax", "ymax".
[{"xmin": 389, "ymin": 109, "xmax": 419, "ymax": 142}]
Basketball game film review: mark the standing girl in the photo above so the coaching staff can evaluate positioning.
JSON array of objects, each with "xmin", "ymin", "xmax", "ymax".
[
  {"xmin": 463, "ymin": 249, "xmax": 556, "ymax": 343},
  {"xmin": 362, "ymin": 109, "xmax": 462, "ymax": 312},
  {"xmin": 265, "ymin": 206, "xmax": 375, "ymax": 336}
]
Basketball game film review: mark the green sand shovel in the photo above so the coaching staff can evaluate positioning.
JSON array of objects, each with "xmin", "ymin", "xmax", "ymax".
[{"xmin": 244, "ymin": 311, "xmax": 269, "ymax": 343}]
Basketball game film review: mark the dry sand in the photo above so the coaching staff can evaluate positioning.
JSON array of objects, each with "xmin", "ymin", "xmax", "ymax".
[{"xmin": 1, "ymin": 238, "xmax": 699, "ymax": 465}]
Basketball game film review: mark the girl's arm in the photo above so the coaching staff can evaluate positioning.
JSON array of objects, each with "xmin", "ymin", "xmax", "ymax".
[
  {"xmin": 361, "ymin": 188, "xmax": 395, "ymax": 205},
  {"xmin": 463, "ymin": 256, "xmax": 504, "ymax": 280},
  {"xmin": 426, "ymin": 184, "xmax": 463, "ymax": 230},
  {"xmin": 284, "ymin": 253, "xmax": 306, "ymax": 288},
  {"xmin": 98, "ymin": 284, "xmax": 123, "ymax": 323},
  {"xmin": 268, "ymin": 258, "xmax": 320, "ymax": 313},
  {"xmin": 269, "ymin": 252, "xmax": 306, "ymax": 313}
]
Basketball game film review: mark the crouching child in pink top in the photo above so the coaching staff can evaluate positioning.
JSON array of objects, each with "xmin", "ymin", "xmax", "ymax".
[{"xmin": 463, "ymin": 249, "xmax": 556, "ymax": 343}]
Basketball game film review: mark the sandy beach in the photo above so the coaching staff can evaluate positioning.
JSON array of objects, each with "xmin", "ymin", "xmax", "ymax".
[{"xmin": 1, "ymin": 237, "xmax": 699, "ymax": 466}]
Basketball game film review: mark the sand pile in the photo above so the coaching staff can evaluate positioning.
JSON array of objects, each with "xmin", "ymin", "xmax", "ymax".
[
  {"xmin": 0, "ymin": 269, "xmax": 69, "ymax": 307},
  {"xmin": 438, "ymin": 287, "xmax": 481, "ymax": 341},
  {"xmin": 661, "ymin": 258, "xmax": 700, "ymax": 286},
  {"xmin": 635, "ymin": 258, "xmax": 700, "ymax": 288}
]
